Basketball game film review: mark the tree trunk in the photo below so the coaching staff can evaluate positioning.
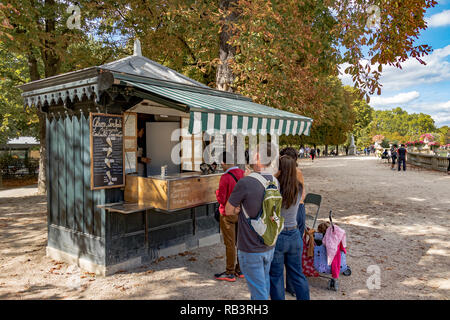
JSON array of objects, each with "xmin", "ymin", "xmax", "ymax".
[
  {"xmin": 216, "ymin": 0, "xmax": 239, "ymax": 92},
  {"xmin": 27, "ymin": 49, "xmax": 46, "ymax": 193},
  {"xmin": 335, "ymin": 145, "xmax": 339, "ymax": 156},
  {"xmin": 325, "ymin": 145, "xmax": 328, "ymax": 156},
  {"xmin": 37, "ymin": 113, "xmax": 47, "ymax": 194},
  {"xmin": 42, "ymin": 0, "xmax": 60, "ymax": 78},
  {"xmin": 34, "ymin": 0, "xmax": 60, "ymax": 195}
]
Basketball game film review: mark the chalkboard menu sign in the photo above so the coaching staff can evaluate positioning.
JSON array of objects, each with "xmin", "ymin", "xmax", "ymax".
[{"xmin": 90, "ymin": 113, "xmax": 125, "ymax": 190}]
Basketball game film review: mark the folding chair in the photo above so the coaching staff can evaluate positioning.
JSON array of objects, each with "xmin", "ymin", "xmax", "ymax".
[{"xmin": 304, "ymin": 193, "xmax": 321, "ymax": 230}]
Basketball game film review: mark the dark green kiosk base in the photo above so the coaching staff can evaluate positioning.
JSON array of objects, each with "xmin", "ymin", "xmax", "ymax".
[
  {"xmin": 43, "ymin": 113, "xmax": 219, "ymax": 276},
  {"xmin": 46, "ymin": 193, "xmax": 220, "ymax": 276}
]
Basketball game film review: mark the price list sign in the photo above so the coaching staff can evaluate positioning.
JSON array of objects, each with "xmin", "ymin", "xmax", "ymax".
[{"xmin": 90, "ymin": 113, "xmax": 125, "ymax": 190}]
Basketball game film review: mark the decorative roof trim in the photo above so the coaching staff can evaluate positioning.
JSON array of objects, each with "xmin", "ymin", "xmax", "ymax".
[{"xmin": 19, "ymin": 71, "xmax": 114, "ymax": 108}]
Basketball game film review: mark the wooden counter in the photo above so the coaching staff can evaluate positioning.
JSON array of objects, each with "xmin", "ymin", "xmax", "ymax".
[{"xmin": 124, "ymin": 173, "xmax": 221, "ymax": 211}]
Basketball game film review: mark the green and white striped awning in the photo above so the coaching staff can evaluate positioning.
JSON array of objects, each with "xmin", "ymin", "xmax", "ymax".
[{"xmin": 123, "ymin": 80, "xmax": 313, "ymax": 136}]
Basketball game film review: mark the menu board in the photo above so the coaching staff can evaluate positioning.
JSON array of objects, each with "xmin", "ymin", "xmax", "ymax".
[{"xmin": 90, "ymin": 113, "xmax": 125, "ymax": 190}]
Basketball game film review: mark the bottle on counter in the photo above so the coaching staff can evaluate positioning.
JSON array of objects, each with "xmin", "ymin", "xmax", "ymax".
[{"xmin": 161, "ymin": 165, "xmax": 168, "ymax": 178}]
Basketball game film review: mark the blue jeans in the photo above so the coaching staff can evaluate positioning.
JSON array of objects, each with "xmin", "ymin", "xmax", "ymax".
[
  {"xmin": 271, "ymin": 228, "xmax": 310, "ymax": 300},
  {"xmin": 238, "ymin": 248, "xmax": 275, "ymax": 300},
  {"xmin": 286, "ymin": 203, "xmax": 307, "ymax": 295},
  {"xmin": 398, "ymin": 158, "xmax": 406, "ymax": 171},
  {"xmin": 296, "ymin": 203, "xmax": 306, "ymax": 236}
]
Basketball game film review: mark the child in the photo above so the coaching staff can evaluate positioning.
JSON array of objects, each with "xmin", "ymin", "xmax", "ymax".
[{"xmin": 214, "ymin": 151, "xmax": 245, "ymax": 282}]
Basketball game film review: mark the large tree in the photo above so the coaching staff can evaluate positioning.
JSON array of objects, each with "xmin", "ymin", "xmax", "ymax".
[
  {"xmin": 306, "ymin": 77, "xmax": 356, "ymax": 148},
  {"xmin": 0, "ymin": 1, "xmax": 121, "ymax": 193},
  {"xmin": 0, "ymin": 46, "xmax": 38, "ymax": 145},
  {"xmin": 88, "ymin": 0, "xmax": 437, "ymax": 121},
  {"xmin": 1, "ymin": 0, "xmax": 438, "ymax": 192},
  {"xmin": 352, "ymin": 98, "xmax": 374, "ymax": 147},
  {"xmin": 365, "ymin": 107, "xmax": 437, "ymax": 143}
]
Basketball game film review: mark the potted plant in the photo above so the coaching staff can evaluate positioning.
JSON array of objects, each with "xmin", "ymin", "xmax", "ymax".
[
  {"xmin": 428, "ymin": 141, "xmax": 440, "ymax": 154},
  {"xmin": 414, "ymin": 140, "xmax": 425, "ymax": 152}
]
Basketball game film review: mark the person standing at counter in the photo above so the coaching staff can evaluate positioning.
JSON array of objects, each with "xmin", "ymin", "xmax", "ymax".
[
  {"xmin": 137, "ymin": 127, "xmax": 151, "ymax": 176},
  {"xmin": 214, "ymin": 152, "xmax": 245, "ymax": 282},
  {"xmin": 225, "ymin": 143, "xmax": 277, "ymax": 300}
]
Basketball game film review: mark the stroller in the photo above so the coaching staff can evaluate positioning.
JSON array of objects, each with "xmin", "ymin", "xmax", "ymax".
[{"xmin": 303, "ymin": 194, "xmax": 351, "ymax": 291}]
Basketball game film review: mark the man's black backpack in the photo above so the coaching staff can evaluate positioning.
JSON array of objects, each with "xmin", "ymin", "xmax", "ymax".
[{"xmin": 214, "ymin": 171, "xmax": 239, "ymax": 222}]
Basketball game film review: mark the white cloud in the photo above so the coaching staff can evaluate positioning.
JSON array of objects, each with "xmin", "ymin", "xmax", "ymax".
[
  {"xmin": 403, "ymin": 100, "xmax": 450, "ymax": 127},
  {"xmin": 432, "ymin": 111, "xmax": 450, "ymax": 127},
  {"xmin": 409, "ymin": 100, "xmax": 450, "ymax": 113},
  {"xmin": 370, "ymin": 91, "xmax": 420, "ymax": 107},
  {"xmin": 426, "ymin": 10, "xmax": 450, "ymax": 28},
  {"xmin": 337, "ymin": 44, "xmax": 450, "ymax": 126},
  {"xmin": 431, "ymin": 113, "xmax": 450, "ymax": 128},
  {"xmin": 339, "ymin": 45, "xmax": 450, "ymax": 91}
]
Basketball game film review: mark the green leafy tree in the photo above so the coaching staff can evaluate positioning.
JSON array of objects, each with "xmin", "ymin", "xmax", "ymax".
[
  {"xmin": 352, "ymin": 98, "xmax": 374, "ymax": 146},
  {"xmin": 1, "ymin": 0, "xmax": 439, "ymax": 192},
  {"xmin": 437, "ymin": 126, "xmax": 449, "ymax": 145},
  {"xmin": 0, "ymin": 46, "xmax": 39, "ymax": 145},
  {"xmin": 362, "ymin": 107, "xmax": 436, "ymax": 144},
  {"xmin": 305, "ymin": 77, "xmax": 356, "ymax": 151},
  {"xmin": 0, "ymin": 1, "xmax": 121, "ymax": 193}
]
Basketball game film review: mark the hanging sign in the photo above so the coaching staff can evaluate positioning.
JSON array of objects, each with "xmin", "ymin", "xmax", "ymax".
[{"xmin": 90, "ymin": 113, "xmax": 125, "ymax": 190}]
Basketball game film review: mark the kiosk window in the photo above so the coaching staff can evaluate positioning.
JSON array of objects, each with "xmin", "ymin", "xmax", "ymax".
[{"xmin": 124, "ymin": 112, "xmax": 138, "ymax": 174}]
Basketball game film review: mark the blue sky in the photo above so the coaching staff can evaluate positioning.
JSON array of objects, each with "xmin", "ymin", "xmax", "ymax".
[{"xmin": 340, "ymin": 1, "xmax": 450, "ymax": 127}]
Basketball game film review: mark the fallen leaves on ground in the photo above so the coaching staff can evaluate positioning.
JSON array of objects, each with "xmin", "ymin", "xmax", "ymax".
[
  {"xmin": 49, "ymin": 264, "xmax": 62, "ymax": 274},
  {"xmin": 114, "ymin": 285, "xmax": 127, "ymax": 291},
  {"xmin": 115, "ymin": 270, "xmax": 127, "ymax": 274},
  {"xmin": 83, "ymin": 272, "xmax": 96, "ymax": 277},
  {"xmin": 155, "ymin": 257, "xmax": 165, "ymax": 263},
  {"xmin": 178, "ymin": 251, "xmax": 195, "ymax": 256}
]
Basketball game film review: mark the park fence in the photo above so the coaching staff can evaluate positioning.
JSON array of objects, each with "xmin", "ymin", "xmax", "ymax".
[{"xmin": 407, "ymin": 152, "xmax": 449, "ymax": 172}]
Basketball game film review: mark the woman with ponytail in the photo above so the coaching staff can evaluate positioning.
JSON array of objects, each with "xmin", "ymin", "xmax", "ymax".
[{"xmin": 269, "ymin": 150, "xmax": 310, "ymax": 300}]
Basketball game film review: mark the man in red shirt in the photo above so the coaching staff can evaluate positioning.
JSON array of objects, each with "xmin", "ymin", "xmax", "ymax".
[{"xmin": 215, "ymin": 151, "xmax": 245, "ymax": 282}]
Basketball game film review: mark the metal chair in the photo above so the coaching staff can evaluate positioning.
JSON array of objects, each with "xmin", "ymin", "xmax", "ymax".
[{"xmin": 304, "ymin": 193, "xmax": 321, "ymax": 229}]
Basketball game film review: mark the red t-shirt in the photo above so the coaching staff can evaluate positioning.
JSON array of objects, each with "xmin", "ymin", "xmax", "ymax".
[{"xmin": 215, "ymin": 167, "xmax": 245, "ymax": 215}]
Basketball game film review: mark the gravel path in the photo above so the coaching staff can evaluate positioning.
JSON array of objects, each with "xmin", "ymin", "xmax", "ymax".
[{"xmin": 0, "ymin": 156, "xmax": 449, "ymax": 300}]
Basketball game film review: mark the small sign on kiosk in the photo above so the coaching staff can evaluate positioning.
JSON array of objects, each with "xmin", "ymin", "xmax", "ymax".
[{"xmin": 90, "ymin": 113, "xmax": 125, "ymax": 190}]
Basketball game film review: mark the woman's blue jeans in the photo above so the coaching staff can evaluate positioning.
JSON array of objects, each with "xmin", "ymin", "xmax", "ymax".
[{"xmin": 271, "ymin": 228, "xmax": 310, "ymax": 300}]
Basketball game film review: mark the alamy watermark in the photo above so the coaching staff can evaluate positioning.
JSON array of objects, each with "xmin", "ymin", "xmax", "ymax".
[
  {"xmin": 66, "ymin": 5, "xmax": 81, "ymax": 30},
  {"xmin": 366, "ymin": 5, "xmax": 381, "ymax": 29},
  {"xmin": 366, "ymin": 265, "xmax": 381, "ymax": 290},
  {"xmin": 170, "ymin": 129, "xmax": 280, "ymax": 170}
]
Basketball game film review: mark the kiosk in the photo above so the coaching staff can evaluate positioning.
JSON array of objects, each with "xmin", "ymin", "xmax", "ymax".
[{"xmin": 18, "ymin": 41, "xmax": 313, "ymax": 275}]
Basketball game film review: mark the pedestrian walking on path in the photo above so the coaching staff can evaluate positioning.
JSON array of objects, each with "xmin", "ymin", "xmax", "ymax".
[
  {"xmin": 299, "ymin": 147, "xmax": 305, "ymax": 159},
  {"xmin": 397, "ymin": 144, "xmax": 407, "ymax": 171},
  {"xmin": 390, "ymin": 145, "xmax": 398, "ymax": 170},
  {"xmin": 309, "ymin": 148, "xmax": 316, "ymax": 161}
]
